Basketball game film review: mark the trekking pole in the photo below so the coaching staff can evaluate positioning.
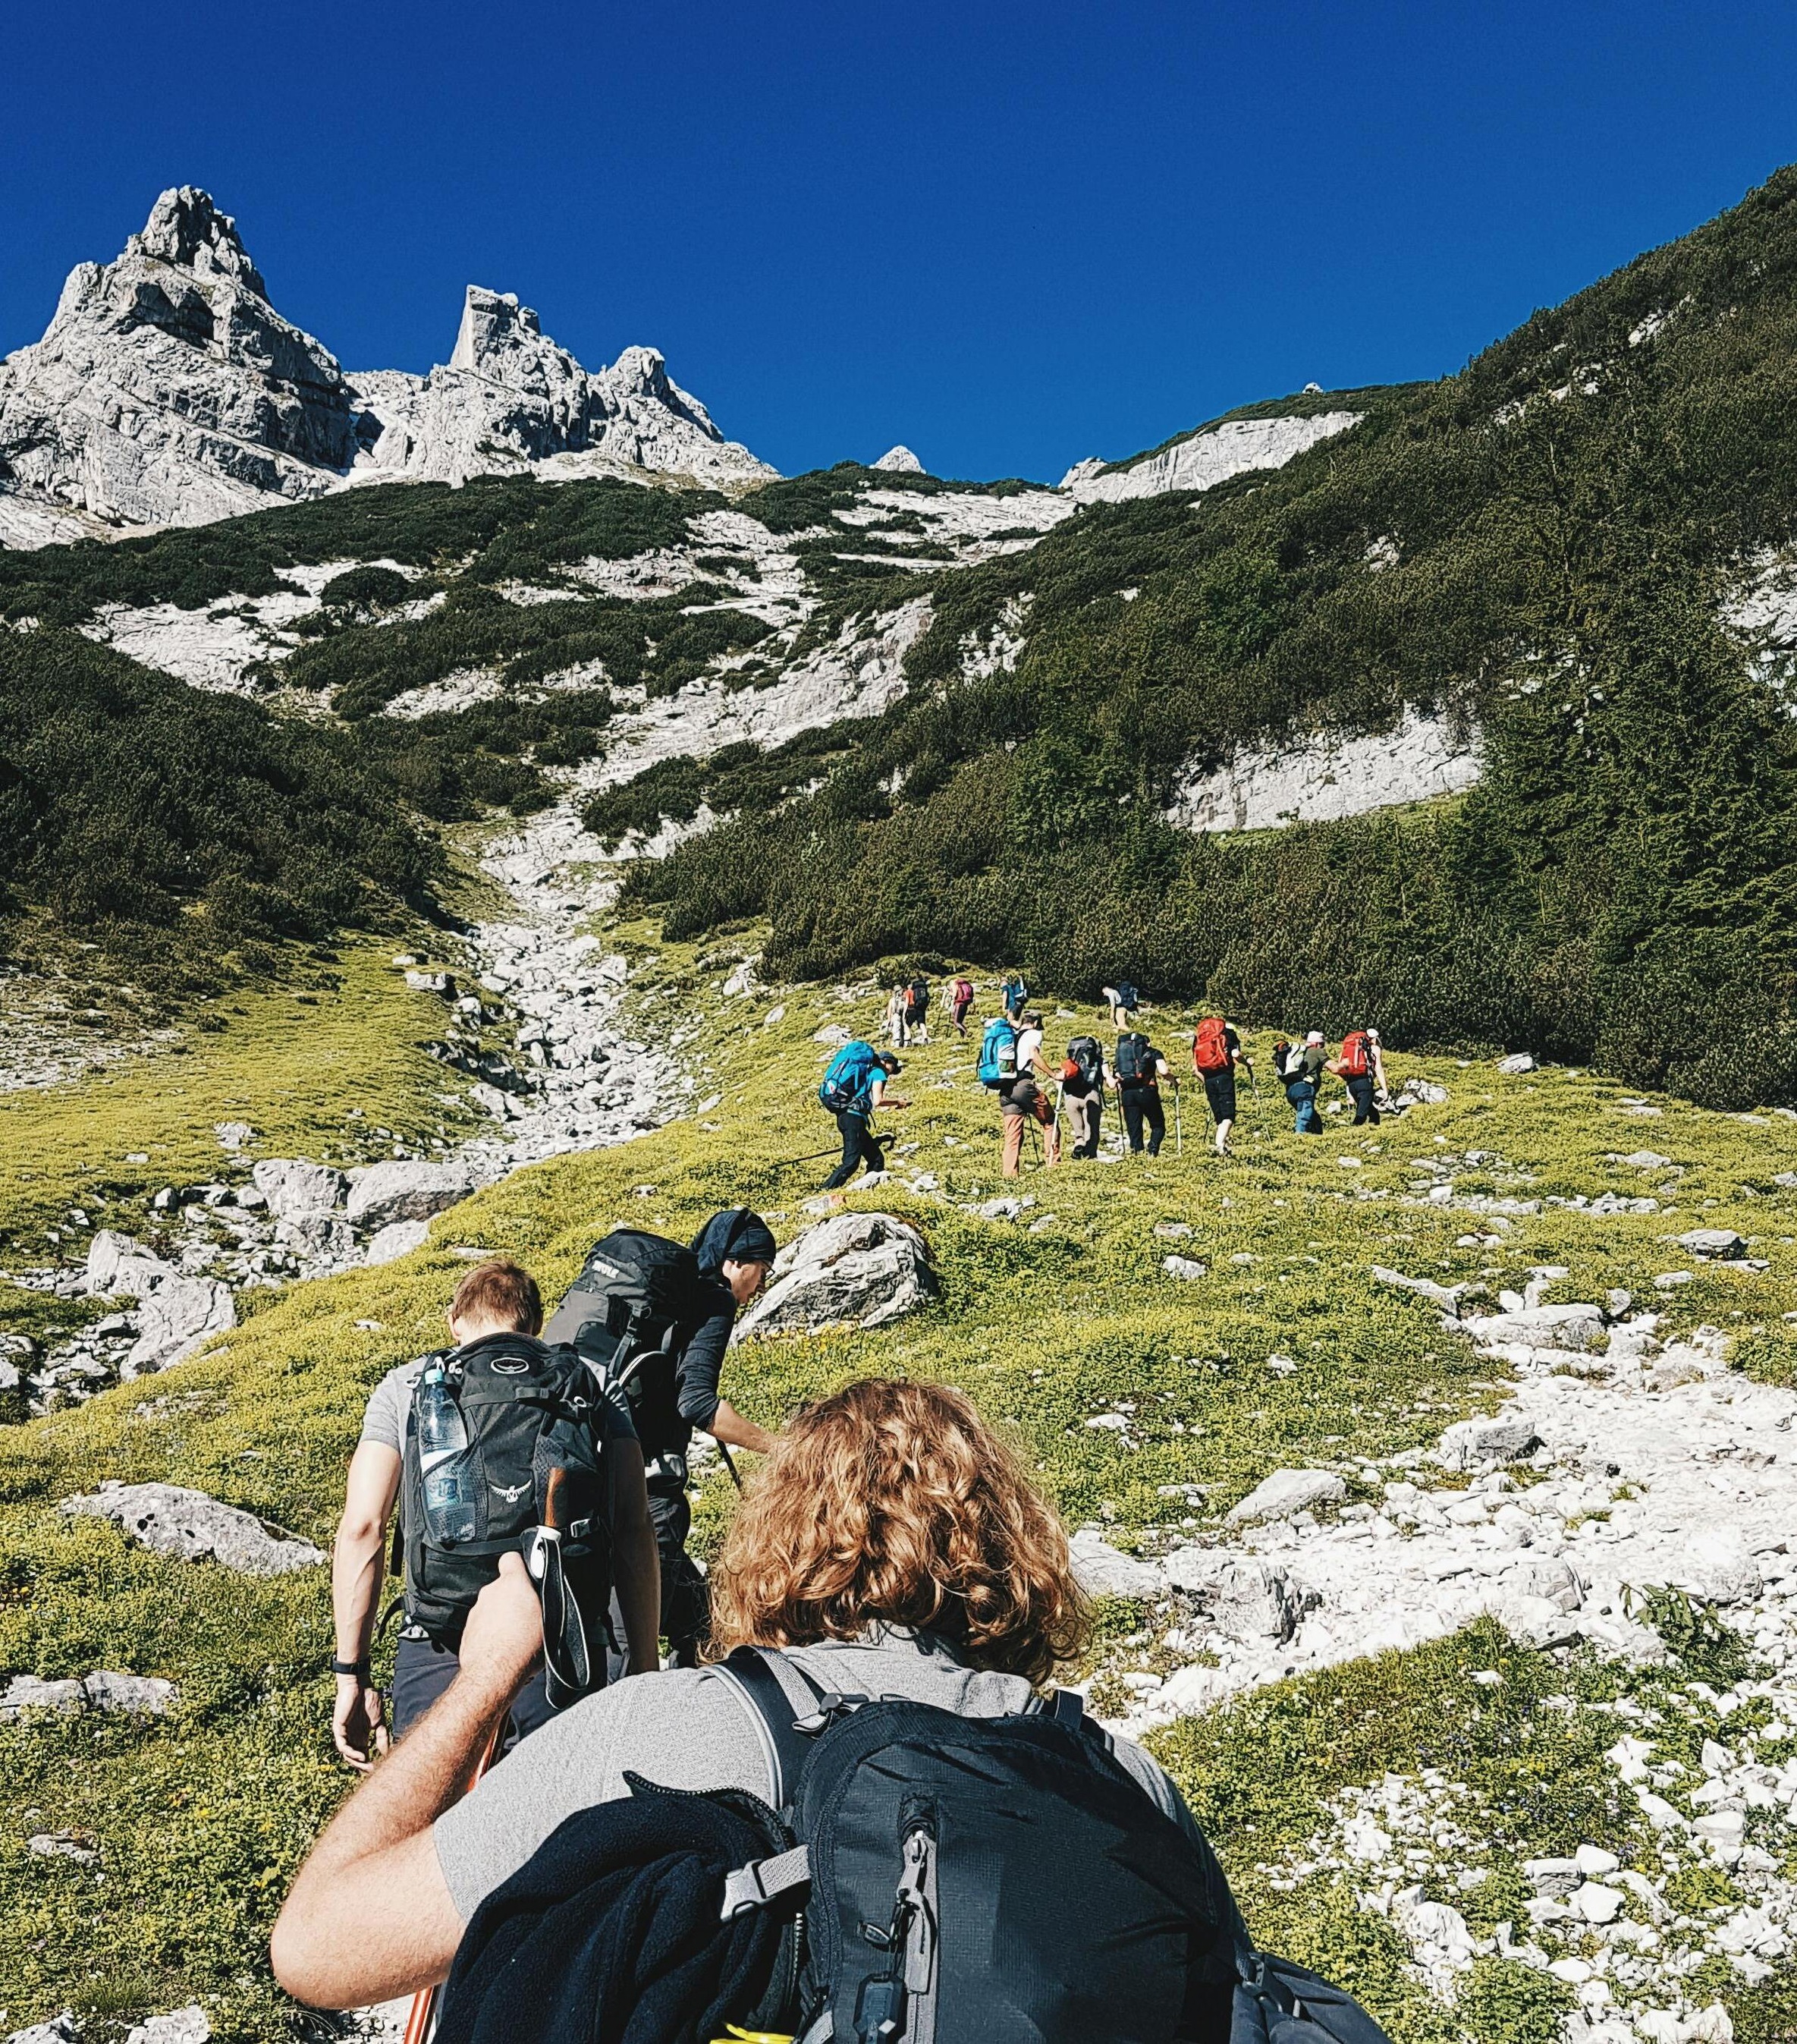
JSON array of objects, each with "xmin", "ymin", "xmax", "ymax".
[
  {"xmin": 776, "ymin": 1146, "xmax": 846, "ymax": 1169},
  {"xmin": 1174, "ymin": 1081, "xmax": 1183, "ymax": 1157},
  {"xmin": 717, "ymin": 1440, "xmax": 744, "ymax": 1492}
]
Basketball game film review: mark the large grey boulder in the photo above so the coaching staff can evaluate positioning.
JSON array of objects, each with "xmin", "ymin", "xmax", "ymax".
[
  {"xmin": 275, "ymin": 1212, "xmax": 359, "ymax": 1262},
  {"xmin": 251, "ymin": 1158, "xmax": 347, "ymax": 1219},
  {"xmin": 0, "ymin": 1669, "xmax": 178, "ymax": 1720},
  {"xmin": 61, "ymin": 1482, "xmax": 323, "ymax": 1576},
  {"xmin": 1436, "ymin": 1414, "xmax": 1543, "ymax": 1470},
  {"xmin": 363, "ymin": 1218, "xmax": 432, "ymax": 1266},
  {"xmin": 1069, "ymin": 1530, "xmax": 1164, "ymax": 1601},
  {"xmin": 1225, "ymin": 1469, "xmax": 1346, "ymax": 1527},
  {"xmin": 347, "ymin": 1159, "xmax": 479, "ymax": 1231},
  {"xmin": 1497, "ymin": 1052, "xmax": 1538, "ymax": 1076},
  {"xmin": 1462, "ymin": 1304, "xmax": 1607, "ymax": 1353},
  {"xmin": 83, "ymin": 1230, "xmax": 174, "ymax": 1298},
  {"xmin": 735, "ymin": 1213, "xmax": 936, "ymax": 1338},
  {"xmin": 124, "ymin": 1278, "xmax": 234, "ymax": 1375},
  {"xmin": 1163, "ymin": 1552, "xmax": 1319, "ymax": 1642},
  {"xmin": 6, "ymin": 2014, "xmax": 81, "ymax": 2044}
]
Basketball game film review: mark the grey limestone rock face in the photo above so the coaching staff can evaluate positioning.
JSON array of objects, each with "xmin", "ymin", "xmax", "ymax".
[
  {"xmin": 6, "ymin": 2014, "xmax": 82, "ymax": 2044},
  {"xmin": 346, "ymin": 1159, "xmax": 480, "ymax": 1231},
  {"xmin": 251, "ymin": 1158, "xmax": 347, "ymax": 1219},
  {"xmin": 274, "ymin": 1211, "xmax": 360, "ymax": 1263},
  {"xmin": 83, "ymin": 1230, "xmax": 174, "ymax": 1298},
  {"xmin": 1225, "ymin": 1468, "xmax": 1347, "ymax": 1527},
  {"xmin": 0, "ymin": 188, "xmax": 359, "ymax": 533},
  {"xmin": 61, "ymin": 1481, "xmax": 324, "ymax": 1576},
  {"xmin": 735, "ymin": 1212, "xmax": 936, "ymax": 1338},
  {"xmin": 1069, "ymin": 1529, "xmax": 1164, "ymax": 1601},
  {"xmin": 0, "ymin": 189, "xmax": 776, "ymax": 546}
]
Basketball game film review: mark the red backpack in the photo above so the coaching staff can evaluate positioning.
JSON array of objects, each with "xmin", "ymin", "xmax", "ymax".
[
  {"xmin": 1339, "ymin": 1030, "xmax": 1371, "ymax": 1078},
  {"xmin": 1192, "ymin": 1017, "xmax": 1231, "ymax": 1074},
  {"xmin": 952, "ymin": 977, "xmax": 974, "ymax": 1006}
]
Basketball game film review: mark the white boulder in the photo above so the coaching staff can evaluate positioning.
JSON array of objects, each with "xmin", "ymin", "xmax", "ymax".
[
  {"xmin": 1163, "ymin": 1553, "xmax": 1318, "ymax": 1642},
  {"xmin": 1497, "ymin": 1052, "xmax": 1538, "ymax": 1075},
  {"xmin": 126, "ymin": 2012, "xmax": 210, "ymax": 2044},
  {"xmin": 1462, "ymin": 1304, "xmax": 1607, "ymax": 1352},
  {"xmin": 0, "ymin": 1670, "xmax": 177, "ymax": 1721},
  {"xmin": 61, "ymin": 1482, "xmax": 323, "ymax": 1576},
  {"xmin": 1679, "ymin": 1228, "xmax": 1747, "ymax": 1259},
  {"xmin": 363, "ymin": 1219, "xmax": 432, "ymax": 1266},
  {"xmin": 1225, "ymin": 1468, "xmax": 1347, "ymax": 1527},
  {"xmin": 124, "ymin": 1278, "xmax": 234, "ymax": 1374},
  {"xmin": 735, "ymin": 1213, "xmax": 937, "ymax": 1338},
  {"xmin": 347, "ymin": 1159, "xmax": 479, "ymax": 1230},
  {"xmin": 1069, "ymin": 1530, "xmax": 1164, "ymax": 1601},
  {"xmin": 1436, "ymin": 1414, "xmax": 1542, "ymax": 1469},
  {"xmin": 251, "ymin": 1158, "xmax": 347, "ymax": 1219},
  {"xmin": 83, "ymin": 1231, "xmax": 174, "ymax": 1298}
]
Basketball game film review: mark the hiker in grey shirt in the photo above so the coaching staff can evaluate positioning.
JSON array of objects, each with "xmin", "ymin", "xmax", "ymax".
[{"xmin": 273, "ymin": 1378, "xmax": 1231, "ymax": 2010}]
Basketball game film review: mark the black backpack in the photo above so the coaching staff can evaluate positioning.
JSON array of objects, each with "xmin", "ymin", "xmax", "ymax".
[
  {"xmin": 1067, "ymin": 1034, "xmax": 1104, "ymax": 1087},
  {"xmin": 907, "ymin": 978, "xmax": 930, "ymax": 1015},
  {"xmin": 399, "ymin": 1334, "xmax": 611, "ymax": 1693},
  {"xmin": 1115, "ymin": 980, "xmax": 1140, "ymax": 1010},
  {"xmin": 713, "ymin": 1649, "xmax": 1393, "ymax": 2044},
  {"xmin": 541, "ymin": 1228, "xmax": 699, "ymax": 1400},
  {"xmin": 714, "ymin": 1651, "xmax": 1236, "ymax": 2042},
  {"xmin": 1115, "ymin": 1031, "xmax": 1154, "ymax": 1084}
]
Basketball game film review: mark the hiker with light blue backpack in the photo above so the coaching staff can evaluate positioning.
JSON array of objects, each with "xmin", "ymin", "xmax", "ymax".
[{"xmin": 816, "ymin": 1038, "xmax": 905, "ymax": 1189}]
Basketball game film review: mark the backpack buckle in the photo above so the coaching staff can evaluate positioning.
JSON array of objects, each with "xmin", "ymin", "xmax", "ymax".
[
  {"xmin": 792, "ymin": 1690, "xmax": 869, "ymax": 1734},
  {"xmin": 720, "ymin": 1845, "xmax": 811, "ymax": 1920}
]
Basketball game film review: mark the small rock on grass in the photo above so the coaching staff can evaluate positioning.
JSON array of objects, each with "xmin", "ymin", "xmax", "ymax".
[
  {"xmin": 1225, "ymin": 1468, "xmax": 1346, "ymax": 1527},
  {"xmin": 1161, "ymin": 1255, "xmax": 1208, "ymax": 1281},
  {"xmin": 126, "ymin": 2012, "xmax": 210, "ymax": 2044},
  {"xmin": 1679, "ymin": 1227, "xmax": 1747, "ymax": 1259}
]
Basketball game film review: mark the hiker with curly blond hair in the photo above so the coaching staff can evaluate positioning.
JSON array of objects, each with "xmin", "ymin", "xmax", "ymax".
[{"xmin": 273, "ymin": 1378, "xmax": 1239, "ymax": 2015}]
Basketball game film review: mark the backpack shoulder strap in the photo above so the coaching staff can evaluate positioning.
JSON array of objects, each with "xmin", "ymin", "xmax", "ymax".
[{"xmin": 713, "ymin": 1646, "xmax": 826, "ymax": 1812}]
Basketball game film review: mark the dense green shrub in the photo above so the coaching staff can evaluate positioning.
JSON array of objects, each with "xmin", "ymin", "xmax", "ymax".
[{"xmin": 0, "ymin": 630, "xmax": 437, "ymax": 988}]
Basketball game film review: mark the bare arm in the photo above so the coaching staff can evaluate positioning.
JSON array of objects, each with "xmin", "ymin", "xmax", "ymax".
[
  {"xmin": 605, "ymin": 1437, "xmax": 661, "ymax": 1675},
  {"xmin": 331, "ymin": 1442, "xmax": 402, "ymax": 1771},
  {"xmin": 708, "ymin": 1397, "xmax": 777, "ymax": 1458},
  {"xmin": 272, "ymin": 1556, "xmax": 543, "ymax": 2008}
]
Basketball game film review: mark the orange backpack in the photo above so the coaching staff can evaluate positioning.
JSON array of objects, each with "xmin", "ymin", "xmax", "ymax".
[
  {"xmin": 1339, "ymin": 1030, "xmax": 1371, "ymax": 1078},
  {"xmin": 1192, "ymin": 1017, "xmax": 1230, "ymax": 1074}
]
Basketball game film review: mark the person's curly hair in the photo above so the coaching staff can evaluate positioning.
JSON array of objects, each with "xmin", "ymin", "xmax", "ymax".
[{"xmin": 709, "ymin": 1377, "xmax": 1089, "ymax": 1684}]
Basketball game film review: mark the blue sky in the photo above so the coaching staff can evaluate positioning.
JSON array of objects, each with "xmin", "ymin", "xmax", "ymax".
[{"xmin": 5, "ymin": 1, "xmax": 1797, "ymax": 483}]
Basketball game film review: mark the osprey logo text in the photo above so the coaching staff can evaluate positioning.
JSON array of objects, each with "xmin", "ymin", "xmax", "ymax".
[{"xmin": 490, "ymin": 1480, "xmax": 530, "ymax": 1505}]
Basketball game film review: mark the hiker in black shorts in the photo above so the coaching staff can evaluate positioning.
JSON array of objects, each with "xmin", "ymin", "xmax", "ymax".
[
  {"xmin": 1192, "ymin": 1014, "xmax": 1252, "ymax": 1156},
  {"xmin": 1113, "ymin": 1029, "xmax": 1170, "ymax": 1156}
]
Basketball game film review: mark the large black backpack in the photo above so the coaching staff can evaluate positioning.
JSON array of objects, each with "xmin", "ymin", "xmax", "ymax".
[
  {"xmin": 542, "ymin": 1229, "xmax": 699, "ymax": 1395},
  {"xmin": 399, "ymin": 1333, "xmax": 611, "ymax": 1693},
  {"xmin": 1067, "ymin": 1034, "xmax": 1104, "ymax": 1087},
  {"xmin": 713, "ymin": 1650, "xmax": 1236, "ymax": 2042},
  {"xmin": 1115, "ymin": 1030, "xmax": 1153, "ymax": 1083}
]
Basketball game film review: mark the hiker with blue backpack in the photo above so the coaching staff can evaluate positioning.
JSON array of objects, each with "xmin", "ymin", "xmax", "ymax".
[
  {"xmin": 817, "ymin": 1037, "xmax": 906, "ymax": 1188},
  {"xmin": 1001, "ymin": 970, "xmax": 1030, "ymax": 1020},
  {"xmin": 1102, "ymin": 979, "xmax": 1140, "ymax": 1028},
  {"xmin": 273, "ymin": 1376, "xmax": 1393, "ymax": 2044}
]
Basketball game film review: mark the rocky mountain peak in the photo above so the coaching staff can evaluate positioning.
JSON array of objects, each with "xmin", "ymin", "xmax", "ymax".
[
  {"xmin": 127, "ymin": 186, "xmax": 268, "ymax": 297},
  {"xmin": 873, "ymin": 445, "xmax": 923, "ymax": 473}
]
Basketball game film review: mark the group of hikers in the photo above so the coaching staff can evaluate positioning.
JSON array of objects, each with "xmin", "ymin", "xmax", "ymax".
[
  {"xmin": 275, "ymin": 1205, "xmax": 1390, "ymax": 2042},
  {"xmin": 820, "ymin": 970, "xmax": 1398, "ymax": 1187}
]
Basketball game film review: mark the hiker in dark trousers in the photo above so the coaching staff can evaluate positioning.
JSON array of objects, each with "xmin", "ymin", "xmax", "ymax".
[
  {"xmin": 822, "ymin": 1046, "xmax": 904, "ymax": 1190},
  {"xmin": 1192, "ymin": 1015, "xmax": 1251, "ymax": 1156},
  {"xmin": 1002, "ymin": 972, "xmax": 1029, "ymax": 1022},
  {"xmin": 1114, "ymin": 1030, "xmax": 1170, "ymax": 1156},
  {"xmin": 624, "ymin": 1209, "xmax": 779, "ymax": 1665},
  {"xmin": 272, "ymin": 1379, "xmax": 1242, "ymax": 2020},
  {"xmin": 1060, "ymin": 1034, "xmax": 1106, "ymax": 1158},
  {"xmin": 1286, "ymin": 1030, "xmax": 1328, "ymax": 1134},
  {"xmin": 328, "ymin": 1260, "xmax": 658, "ymax": 1769},
  {"xmin": 950, "ymin": 974, "xmax": 975, "ymax": 1036},
  {"xmin": 1331, "ymin": 1026, "xmax": 1382, "ymax": 1126}
]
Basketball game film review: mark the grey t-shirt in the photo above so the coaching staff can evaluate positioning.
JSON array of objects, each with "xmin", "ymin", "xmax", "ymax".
[{"xmin": 433, "ymin": 1629, "xmax": 1204, "ymax": 1922}]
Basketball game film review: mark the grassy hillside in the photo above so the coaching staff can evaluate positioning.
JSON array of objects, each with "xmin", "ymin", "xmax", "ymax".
[
  {"xmin": 4, "ymin": 935, "xmax": 1795, "ymax": 2038},
  {"xmin": 627, "ymin": 166, "xmax": 1797, "ymax": 1105}
]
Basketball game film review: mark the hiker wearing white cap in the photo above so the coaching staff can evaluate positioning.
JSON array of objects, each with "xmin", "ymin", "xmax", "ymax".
[{"xmin": 1285, "ymin": 1030, "xmax": 1328, "ymax": 1134}]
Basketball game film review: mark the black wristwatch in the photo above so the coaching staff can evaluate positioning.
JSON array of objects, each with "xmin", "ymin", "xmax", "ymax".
[{"xmin": 330, "ymin": 1657, "xmax": 371, "ymax": 1680}]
